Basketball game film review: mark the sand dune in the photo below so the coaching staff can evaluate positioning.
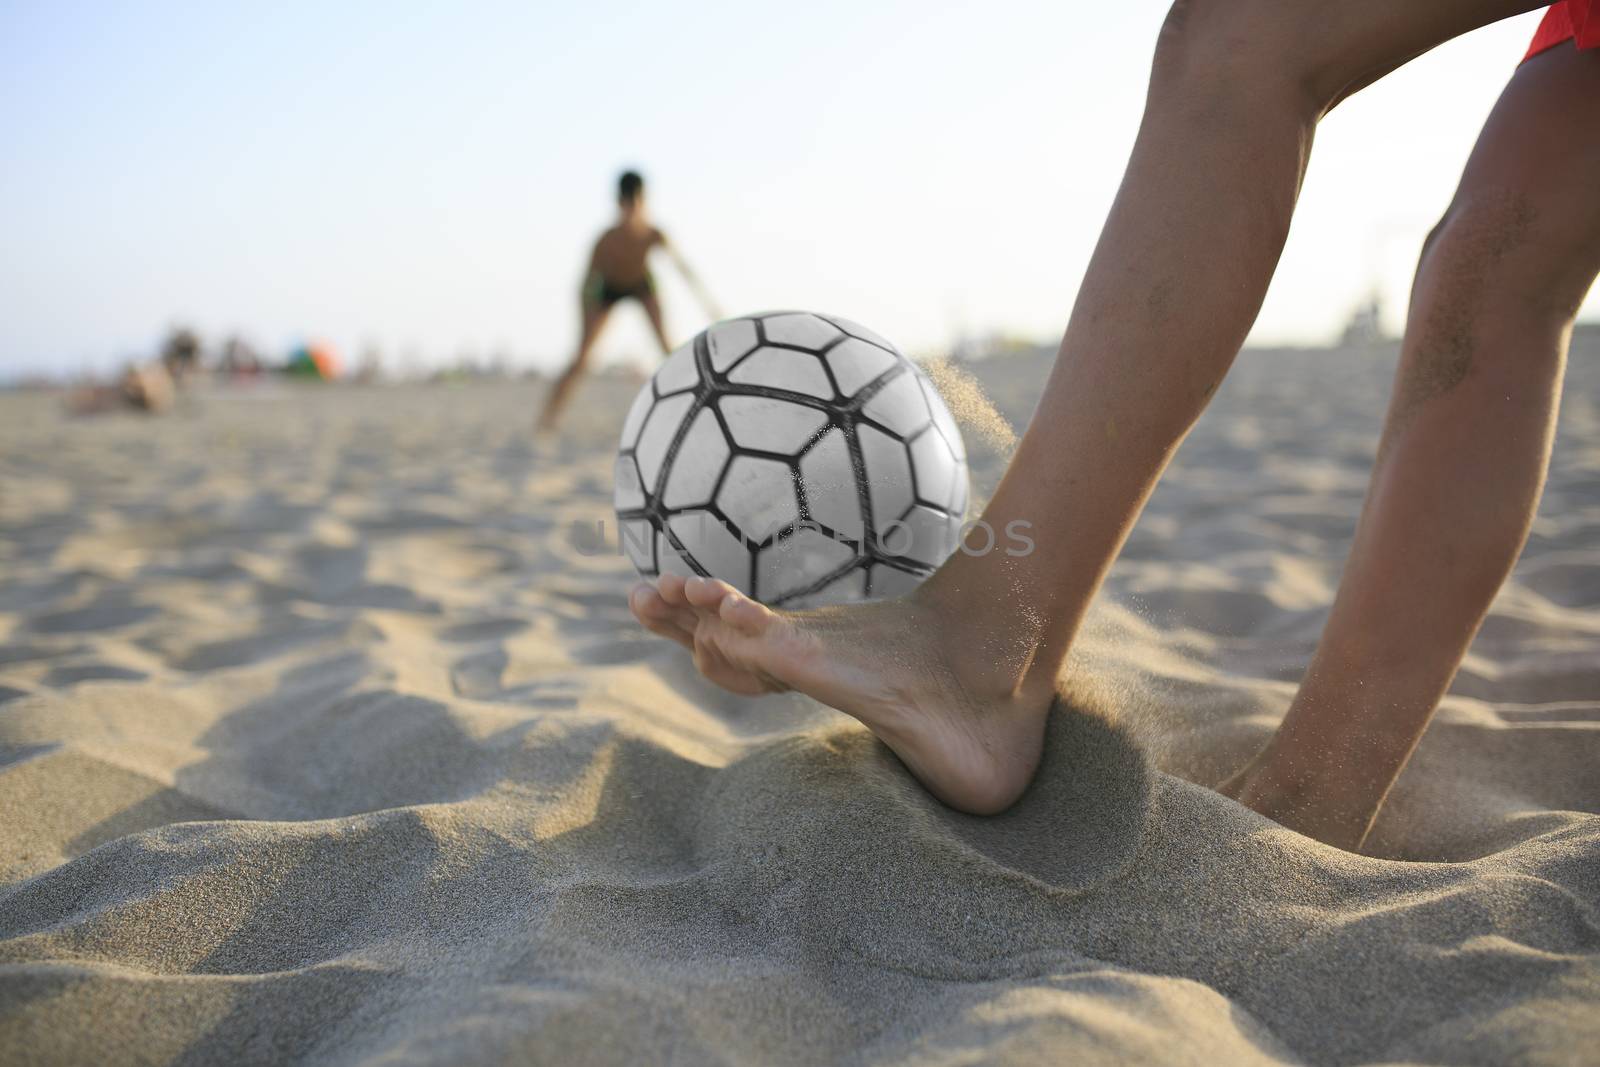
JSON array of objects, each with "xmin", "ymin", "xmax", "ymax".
[{"xmin": 2, "ymin": 341, "xmax": 1599, "ymax": 1064}]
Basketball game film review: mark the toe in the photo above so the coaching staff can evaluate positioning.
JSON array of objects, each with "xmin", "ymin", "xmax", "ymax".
[
  {"xmin": 719, "ymin": 591, "xmax": 771, "ymax": 635},
  {"xmin": 657, "ymin": 572, "xmax": 689, "ymax": 606},
  {"xmin": 630, "ymin": 583, "xmax": 694, "ymax": 649},
  {"xmin": 684, "ymin": 575, "xmax": 738, "ymax": 612}
]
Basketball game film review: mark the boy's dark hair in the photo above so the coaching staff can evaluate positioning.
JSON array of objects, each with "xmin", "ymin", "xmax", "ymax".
[{"xmin": 618, "ymin": 170, "xmax": 644, "ymax": 204}]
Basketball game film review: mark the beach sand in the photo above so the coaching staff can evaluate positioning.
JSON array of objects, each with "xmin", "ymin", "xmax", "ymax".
[{"xmin": 2, "ymin": 339, "xmax": 1598, "ymax": 1064}]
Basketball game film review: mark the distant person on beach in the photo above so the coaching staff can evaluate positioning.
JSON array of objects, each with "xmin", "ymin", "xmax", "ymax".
[
  {"xmin": 536, "ymin": 170, "xmax": 717, "ymax": 434},
  {"xmin": 66, "ymin": 361, "xmax": 175, "ymax": 415},
  {"xmin": 160, "ymin": 327, "xmax": 201, "ymax": 384},
  {"xmin": 632, "ymin": 2, "xmax": 1600, "ymax": 851},
  {"xmin": 217, "ymin": 336, "xmax": 264, "ymax": 379}
]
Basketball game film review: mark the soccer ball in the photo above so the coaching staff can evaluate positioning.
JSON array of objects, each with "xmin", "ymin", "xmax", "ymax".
[{"xmin": 613, "ymin": 311, "xmax": 969, "ymax": 606}]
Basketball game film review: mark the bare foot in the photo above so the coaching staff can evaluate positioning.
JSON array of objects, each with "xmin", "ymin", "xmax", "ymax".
[{"xmin": 630, "ymin": 574, "xmax": 1053, "ymax": 814}]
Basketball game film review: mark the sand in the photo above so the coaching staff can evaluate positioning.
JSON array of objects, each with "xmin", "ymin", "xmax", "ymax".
[{"xmin": 2, "ymin": 339, "xmax": 1598, "ymax": 1065}]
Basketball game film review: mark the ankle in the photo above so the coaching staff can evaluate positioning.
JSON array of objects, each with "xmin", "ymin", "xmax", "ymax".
[
  {"xmin": 1234, "ymin": 751, "xmax": 1386, "ymax": 849},
  {"xmin": 908, "ymin": 581, "xmax": 1050, "ymax": 706}
]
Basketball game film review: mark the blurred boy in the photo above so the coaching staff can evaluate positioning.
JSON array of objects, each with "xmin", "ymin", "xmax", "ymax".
[{"xmin": 536, "ymin": 171, "xmax": 714, "ymax": 434}]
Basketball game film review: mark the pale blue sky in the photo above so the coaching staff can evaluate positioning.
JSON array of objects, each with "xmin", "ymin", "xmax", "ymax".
[{"xmin": 0, "ymin": 1, "xmax": 1579, "ymax": 378}]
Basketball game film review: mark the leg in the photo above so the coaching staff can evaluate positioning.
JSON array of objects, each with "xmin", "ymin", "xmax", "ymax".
[
  {"xmin": 640, "ymin": 293, "xmax": 673, "ymax": 355},
  {"xmin": 1224, "ymin": 43, "xmax": 1600, "ymax": 849},
  {"xmin": 634, "ymin": 0, "xmax": 1545, "ymax": 814},
  {"xmin": 536, "ymin": 299, "xmax": 610, "ymax": 434}
]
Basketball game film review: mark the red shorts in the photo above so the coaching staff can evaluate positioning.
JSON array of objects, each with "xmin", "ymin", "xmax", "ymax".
[{"xmin": 1526, "ymin": 0, "xmax": 1600, "ymax": 60}]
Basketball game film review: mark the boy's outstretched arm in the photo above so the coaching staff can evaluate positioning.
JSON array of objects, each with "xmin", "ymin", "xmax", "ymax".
[{"xmin": 657, "ymin": 232, "xmax": 723, "ymax": 321}]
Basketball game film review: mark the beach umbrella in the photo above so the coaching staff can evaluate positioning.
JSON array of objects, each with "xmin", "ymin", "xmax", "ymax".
[{"xmin": 284, "ymin": 341, "xmax": 341, "ymax": 380}]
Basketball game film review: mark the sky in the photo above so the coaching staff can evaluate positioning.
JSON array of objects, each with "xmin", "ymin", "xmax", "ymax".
[{"xmin": 0, "ymin": 1, "xmax": 1582, "ymax": 379}]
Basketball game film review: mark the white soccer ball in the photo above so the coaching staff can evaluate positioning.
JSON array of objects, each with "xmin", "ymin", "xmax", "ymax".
[{"xmin": 614, "ymin": 311, "xmax": 970, "ymax": 606}]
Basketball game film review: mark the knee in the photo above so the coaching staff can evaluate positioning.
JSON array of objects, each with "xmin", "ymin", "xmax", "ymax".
[
  {"xmin": 1150, "ymin": 1, "xmax": 1308, "ymax": 112},
  {"xmin": 1397, "ymin": 193, "xmax": 1581, "ymax": 412},
  {"xmin": 1149, "ymin": 0, "xmax": 1385, "ymax": 118},
  {"xmin": 1425, "ymin": 192, "xmax": 1537, "ymax": 267},
  {"xmin": 1421, "ymin": 191, "xmax": 1593, "ymax": 326}
]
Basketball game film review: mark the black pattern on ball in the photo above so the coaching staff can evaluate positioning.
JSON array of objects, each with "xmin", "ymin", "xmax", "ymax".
[{"xmin": 615, "ymin": 311, "xmax": 968, "ymax": 606}]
